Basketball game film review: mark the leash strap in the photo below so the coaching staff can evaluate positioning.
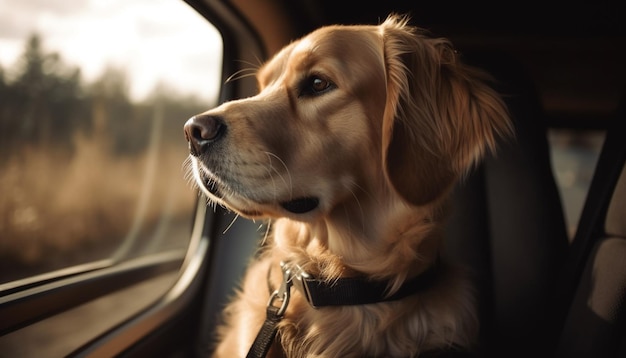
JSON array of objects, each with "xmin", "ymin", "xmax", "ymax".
[
  {"xmin": 246, "ymin": 306, "xmax": 283, "ymax": 358},
  {"xmin": 247, "ymin": 262, "xmax": 294, "ymax": 358}
]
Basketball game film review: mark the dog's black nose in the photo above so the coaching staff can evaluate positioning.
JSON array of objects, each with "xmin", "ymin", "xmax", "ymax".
[{"xmin": 184, "ymin": 114, "xmax": 225, "ymax": 156}]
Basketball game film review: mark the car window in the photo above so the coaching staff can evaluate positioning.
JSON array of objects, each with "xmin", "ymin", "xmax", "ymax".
[
  {"xmin": 0, "ymin": 0, "xmax": 221, "ymax": 285},
  {"xmin": 0, "ymin": 0, "xmax": 222, "ymax": 355},
  {"xmin": 549, "ymin": 129, "xmax": 605, "ymax": 239}
]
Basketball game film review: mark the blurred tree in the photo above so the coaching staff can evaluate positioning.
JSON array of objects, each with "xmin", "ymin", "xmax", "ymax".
[
  {"xmin": 144, "ymin": 82, "xmax": 208, "ymax": 145},
  {"xmin": 0, "ymin": 33, "xmax": 211, "ymax": 159},
  {"xmin": 0, "ymin": 34, "xmax": 88, "ymax": 156},
  {"xmin": 89, "ymin": 66, "xmax": 143, "ymax": 155}
]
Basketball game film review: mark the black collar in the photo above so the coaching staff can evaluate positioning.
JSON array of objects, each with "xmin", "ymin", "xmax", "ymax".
[
  {"xmin": 272, "ymin": 261, "xmax": 439, "ymax": 308},
  {"xmin": 248, "ymin": 262, "xmax": 440, "ymax": 357}
]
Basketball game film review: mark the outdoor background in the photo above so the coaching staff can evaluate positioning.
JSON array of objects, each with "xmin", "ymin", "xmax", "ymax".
[{"xmin": 0, "ymin": 0, "xmax": 223, "ymax": 284}]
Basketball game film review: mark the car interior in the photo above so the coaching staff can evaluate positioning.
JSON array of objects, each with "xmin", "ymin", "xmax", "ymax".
[{"xmin": 0, "ymin": 0, "xmax": 624, "ymax": 357}]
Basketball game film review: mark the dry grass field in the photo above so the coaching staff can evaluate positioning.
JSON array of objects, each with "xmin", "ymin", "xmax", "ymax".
[{"xmin": 0, "ymin": 120, "xmax": 197, "ymax": 283}]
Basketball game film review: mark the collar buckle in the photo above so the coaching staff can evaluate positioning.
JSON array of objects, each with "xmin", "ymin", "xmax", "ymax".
[{"xmin": 288, "ymin": 263, "xmax": 317, "ymax": 308}]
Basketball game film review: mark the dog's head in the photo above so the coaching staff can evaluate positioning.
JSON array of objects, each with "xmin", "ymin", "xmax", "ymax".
[{"xmin": 184, "ymin": 14, "xmax": 511, "ymax": 221}]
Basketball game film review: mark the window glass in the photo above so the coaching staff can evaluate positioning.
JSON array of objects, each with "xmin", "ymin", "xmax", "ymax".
[
  {"xmin": 0, "ymin": 0, "xmax": 222, "ymax": 284},
  {"xmin": 549, "ymin": 129, "xmax": 605, "ymax": 239}
]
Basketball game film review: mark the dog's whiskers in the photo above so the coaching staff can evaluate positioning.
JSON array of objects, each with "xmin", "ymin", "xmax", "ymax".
[
  {"xmin": 223, "ymin": 213, "xmax": 240, "ymax": 234},
  {"xmin": 182, "ymin": 157, "xmax": 197, "ymax": 189},
  {"xmin": 226, "ymin": 64, "xmax": 259, "ymax": 83},
  {"xmin": 351, "ymin": 181, "xmax": 379, "ymax": 207},
  {"xmin": 264, "ymin": 151, "xmax": 293, "ymax": 199},
  {"xmin": 347, "ymin": 185, "xmax": 367, "ymax": 234},
  {"xmin": 261, "ymin": 219, "xmax": 272, "ymax": 246},
  {"xmin": 238, "ymin": 57, "xmax": 264, "ymax": 69},
  {"xmin": 225, "ymin": 59, "xmax": 261, "ymax": 83}
]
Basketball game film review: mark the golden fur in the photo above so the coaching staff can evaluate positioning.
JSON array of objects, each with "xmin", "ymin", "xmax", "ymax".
[{"xmin": 184, "ymin": 14, "xmax": 512, "ymax": 357}]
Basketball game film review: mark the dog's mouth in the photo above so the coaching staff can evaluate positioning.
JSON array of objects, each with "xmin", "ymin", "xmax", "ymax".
[
  {"xmin": 195, "ymin": 164, "xmax": 319, "ymax": 215},
  {"xmin": 280, "ymin": 197, "xmax": 319, "ymax": 214}
]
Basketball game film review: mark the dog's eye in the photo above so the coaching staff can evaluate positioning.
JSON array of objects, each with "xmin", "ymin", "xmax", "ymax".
[
  {"xmin": 299, "ymin": 75, "xmax": 334, "ymax": 97},
  {"xmin": 311, "ymin": 77, "xmax": 330, "ymax": 92}
]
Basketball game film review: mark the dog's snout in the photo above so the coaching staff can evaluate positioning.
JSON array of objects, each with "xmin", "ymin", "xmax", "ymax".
[{"xmin": 184, "ymin": 114, "xmax": 225, "ymax": 155}]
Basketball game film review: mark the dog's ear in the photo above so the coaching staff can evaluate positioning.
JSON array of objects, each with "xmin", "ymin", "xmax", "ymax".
[{"xmin": 380, "ymin": 15, "xmax": 512, "ymax": 206}]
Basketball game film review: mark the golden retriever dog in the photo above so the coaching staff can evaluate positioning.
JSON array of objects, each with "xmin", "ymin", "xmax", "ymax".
[{"xmin": 184, "ymin": 14, "xmax": 512, "ymax": 358}]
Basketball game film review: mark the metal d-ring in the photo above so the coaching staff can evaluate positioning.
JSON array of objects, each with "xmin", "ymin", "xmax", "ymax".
[{"xmin": 266, "ymin": 261, "xmax": 294, "ymax": 316}]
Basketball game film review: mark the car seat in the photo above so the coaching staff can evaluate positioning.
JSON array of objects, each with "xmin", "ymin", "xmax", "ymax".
[{"xmin": 444, "ymin": 49, "xmax": 570, "ymax": 358}]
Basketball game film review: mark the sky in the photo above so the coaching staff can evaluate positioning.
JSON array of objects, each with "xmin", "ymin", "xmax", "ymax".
[{"xmin": 0, "ymin": 0, "xmax": 223, "ymax": 102}]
